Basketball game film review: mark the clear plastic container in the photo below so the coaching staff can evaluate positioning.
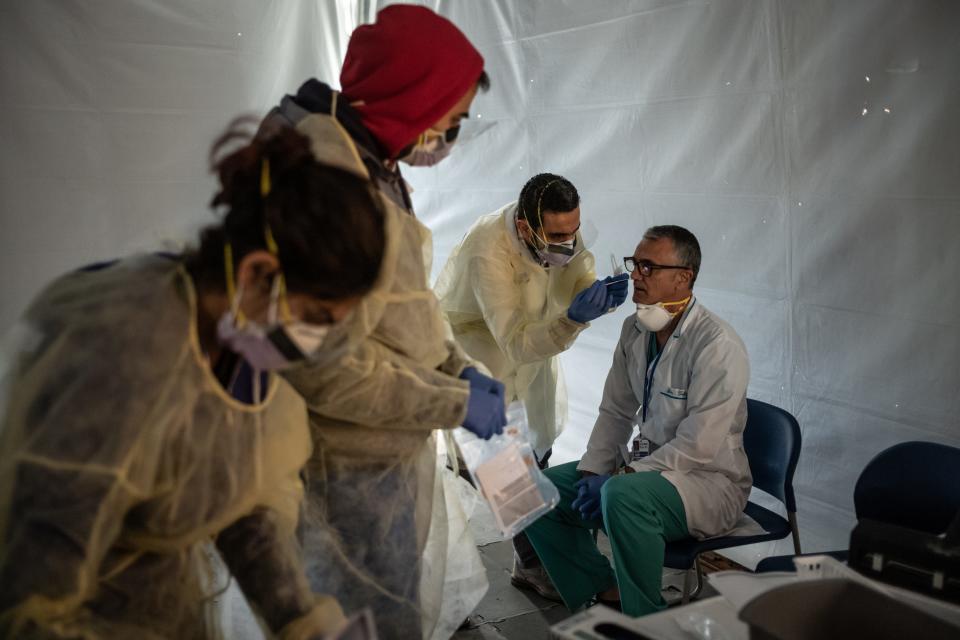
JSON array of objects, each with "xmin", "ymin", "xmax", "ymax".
[{"xmin": 453, "ymin": 402, "xmax": 560, "ymax": 537}]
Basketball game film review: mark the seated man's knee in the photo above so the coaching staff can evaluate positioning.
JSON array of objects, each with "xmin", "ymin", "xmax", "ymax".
[
  {"xmin": 543, "ymin": 460, "xmax": 580, "ymax": 485},
  {"xmin": 600, "ymin": 475, "xmax": 630, "ymax": 512},
  {"xmin": 600, "ymin": 473, "xmax": 659, "ymax": 518}
]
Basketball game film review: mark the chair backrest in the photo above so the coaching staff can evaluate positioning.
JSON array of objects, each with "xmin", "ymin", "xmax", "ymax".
[
  {"xmin": 743, "ymin": 399, "xmax": 802, "ymax": 513},
  {"xmin": 854, "ymin": 441, "xmax": 960, "ymax": 534}
]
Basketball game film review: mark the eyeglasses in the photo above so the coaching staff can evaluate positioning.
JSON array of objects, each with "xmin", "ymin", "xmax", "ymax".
[{"xmin": 623, "ymin": 257, "xmax": 690, "ymax": 277}]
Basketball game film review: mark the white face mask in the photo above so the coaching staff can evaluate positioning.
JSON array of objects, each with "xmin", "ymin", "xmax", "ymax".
[
  {"xmin": 216, "ymin": 280, "xmax": 330, "ymax": 371},
  {"xmin": 283, "ymin": 321, "xmax": 330, "ymax": 357},
  {"xmin": 399, "ymin": 127, "xmax": 457, "ymax": 167},
  {"xmin": 635, "ymin": 297, "xmax": 691, "ymax": 331}
]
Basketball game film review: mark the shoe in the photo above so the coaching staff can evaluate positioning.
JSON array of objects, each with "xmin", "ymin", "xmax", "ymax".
[{"xmin": 510, "ymin": 560, "xmax": 563, "ymax": 602}]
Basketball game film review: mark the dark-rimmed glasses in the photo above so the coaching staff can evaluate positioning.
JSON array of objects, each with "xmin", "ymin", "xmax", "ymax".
[{"xmin": 623, "ymin": 257, "xmax": 690, "ymax": 277}]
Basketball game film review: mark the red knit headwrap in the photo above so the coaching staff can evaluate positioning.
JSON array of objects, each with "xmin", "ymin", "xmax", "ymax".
[{"xmin": 340, "ymin": 5, "xmax": 484, "ymax": 158}]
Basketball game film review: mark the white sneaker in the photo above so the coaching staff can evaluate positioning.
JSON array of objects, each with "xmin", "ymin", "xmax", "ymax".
[{"xmin": 510, "ymin": 560, "xmax": 563, "ymax": 602}]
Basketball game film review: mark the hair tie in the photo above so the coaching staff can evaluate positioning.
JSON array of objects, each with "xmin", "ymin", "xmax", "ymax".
[{"xmin": 260, "ymin": 158, "xmax": 271, "ymax": 197}]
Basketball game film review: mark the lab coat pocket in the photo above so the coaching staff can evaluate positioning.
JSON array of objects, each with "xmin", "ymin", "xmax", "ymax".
[{"xmin": 650, "ymin": 389, "xmax": 687, "ymax": 441}]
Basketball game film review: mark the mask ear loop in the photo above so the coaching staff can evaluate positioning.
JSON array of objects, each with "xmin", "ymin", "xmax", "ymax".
[
  {"xmin": 266, "ymin": 277, "xmax": 282, "ymax": 325},
  {"xmin": 262, "ymin": 213, "xmax": 292, "ymax": 325},
  {"xmin": 229, "ymin": 156, "xmax": 290, "ymax": 328},
  {"xmin": 261, "ymin": 156, "xmax": 292, "ymax": 323},
  {"xmin": 223, "ymin": 242, "xmax": 247, "ymax": 326}
]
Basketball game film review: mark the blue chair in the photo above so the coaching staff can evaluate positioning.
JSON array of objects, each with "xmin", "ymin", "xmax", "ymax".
[
  {"xmin": 663, "ymin": 398, "xmax": 803, "ymax": 602},
  {"xmin": 755, "ymin": 441, "xmax": 960, "ymax": 573}
]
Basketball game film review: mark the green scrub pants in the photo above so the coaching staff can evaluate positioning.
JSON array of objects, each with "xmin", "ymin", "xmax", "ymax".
[{"xmin": 524, "ymin": 461, "xmax": 689, "ymax": 617}]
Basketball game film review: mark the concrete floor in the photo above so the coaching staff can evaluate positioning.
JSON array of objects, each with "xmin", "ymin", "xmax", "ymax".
[
  {"xmin": 451, "ymin": 540, "xmax": 570, "ymax": 639},
  {"xmin": 450, "ymin": 537, "xmax": 720, "ymax": 639}
]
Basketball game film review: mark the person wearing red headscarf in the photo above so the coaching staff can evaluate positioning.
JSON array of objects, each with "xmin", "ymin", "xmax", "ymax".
[
  {"xmin": 261, "ymin": 4, "xmax": 489, "ymax": 212},
  {"xmin": 258, "ymin": 5, "xmax": 501, "ymax": 639},
  {"xmin": 340, "ymin": 4, "xmax": 485, "ymax": 160}
]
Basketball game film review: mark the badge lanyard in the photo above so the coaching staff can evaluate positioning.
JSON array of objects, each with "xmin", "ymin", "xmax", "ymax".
[{"xmin": 641, "ymin": 331, "xmax": 664, "ymax": 424}]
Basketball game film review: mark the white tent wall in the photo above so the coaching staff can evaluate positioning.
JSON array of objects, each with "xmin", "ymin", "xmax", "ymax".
[
  {"xmin": 1, "ymin": 0, "xmax": 958, "ymax": 573},
  {"xmin": 0, "ymin": 0, "xmax": 360, "ymax": 332},
  {"xmin": 395, "ymin": 0, "xmax": 960, "ymax": 568}
]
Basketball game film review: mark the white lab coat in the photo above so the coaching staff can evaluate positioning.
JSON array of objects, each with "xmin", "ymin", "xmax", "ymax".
[
  {"xmin": 435, "ymin": 202, "xmax": 596, "ymax": 456},
  {"xmin": 578, "ymin": 299, "xmax": 752, "ymax": 539}
]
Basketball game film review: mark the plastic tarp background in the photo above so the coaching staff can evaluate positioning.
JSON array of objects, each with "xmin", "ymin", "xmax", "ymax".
[{"xmin": 1, "ymin": 0, "xmax": 958, "ymax": 572}]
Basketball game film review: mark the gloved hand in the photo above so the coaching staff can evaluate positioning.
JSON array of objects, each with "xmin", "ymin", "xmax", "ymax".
[
  {"xmin": 603, "ymin": 273, "xmax": 630, "ymax": 309},
  {"xmin": 572, "ymin": 473, "xmax": 611, "ymax": 522},
  {"xmin": 567, "ymin": 280, "xmax": 611, "ymax": 324},
  {"xmin": 460, "ymin": 367, "xmax": 507, "ymax": 427},
  {"xmin": 460, "ymin": 367, "xmax": 505, "ymax": 404},
  {"xmin": 462, "ymin": 387, "xmax": 505, "ymax": 439}
]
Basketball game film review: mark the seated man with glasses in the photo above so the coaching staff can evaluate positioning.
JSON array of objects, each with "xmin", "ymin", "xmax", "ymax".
[{"xmin": 521, "ymin": 225, "xmax": 752, "ymax": 617}]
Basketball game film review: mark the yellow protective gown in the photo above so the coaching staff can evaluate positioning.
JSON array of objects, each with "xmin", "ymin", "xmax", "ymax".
[
  {"xmin": 435, "ymin": 202, "xmax": 596, "ymax": 456},
  {"xmin": 0, "ymin": 256, "xmax": 343, "ymax": 640},
  {"xmin": 277, "ymin": 112, "xmax": 475, "ymax": 639}
]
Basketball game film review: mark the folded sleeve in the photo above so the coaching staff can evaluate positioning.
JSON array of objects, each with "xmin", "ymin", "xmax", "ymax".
[
  {"xmin": 283, "ymin": 339, "xmax": 469, "ymax": 431},
  {"xmin": 470, "ymin": 255, "xmax": 589, "ymax": 366}
]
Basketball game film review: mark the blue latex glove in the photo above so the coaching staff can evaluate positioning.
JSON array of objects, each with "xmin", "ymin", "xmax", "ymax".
[
  {"xmin": 567, "ymin": 280, "xmax": 609, "ymax": 323},
  {"xmin": 460, "ymin": 367, "xmax": 507, "ymax": 427},
  {"xmin": 460, "ymin": 367, "xmax": 506, "ymax": 404},
  {"xmin": 603, "ymin": 273, "xmax": 630, "ymax": 309},
  {"xmin": 462, "ymin": 387, "xmax": 504, "ymax": 439},
  {"xmin": 571, "ymin": 473, "xmax": 611, "ymax": 522}
]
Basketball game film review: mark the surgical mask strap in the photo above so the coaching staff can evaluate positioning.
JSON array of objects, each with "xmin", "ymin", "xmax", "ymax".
[
  {"xmin": 224, "ymin": 242, "xmax": 246, "ymax": 325},
  {"xmin": 661, "ymin": 295, "xmax": 692, "ymax": 315},
  {"xmin": 222, "ymin": 222, "xmax": 290, "ymax": 326},
  {"xmin": 522, "ymin": 179, "xmax": 579, "ymax": 253},
  {"xmin": 260, "ymin": 158, "xmax": 271, "ymax": 198},
  {"xmin": 262, "ymin": 224, "xmax": 293, "ymax": 323},
  {"xmin": 267, "ymin": 278, "xmax": 281, "ymax": 325},
  {"xmin": 416, "ymin": 128, "xmax": 444, "ymax": 146},
  {"xmin": 532, "ymin": 179, "xmax": 561, "ymax": 248}
]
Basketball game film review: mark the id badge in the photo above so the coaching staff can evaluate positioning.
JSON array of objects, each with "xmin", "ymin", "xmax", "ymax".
[{"xmin": 631, "ymin": 436, "xmax": 651, "ymax": 461}]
